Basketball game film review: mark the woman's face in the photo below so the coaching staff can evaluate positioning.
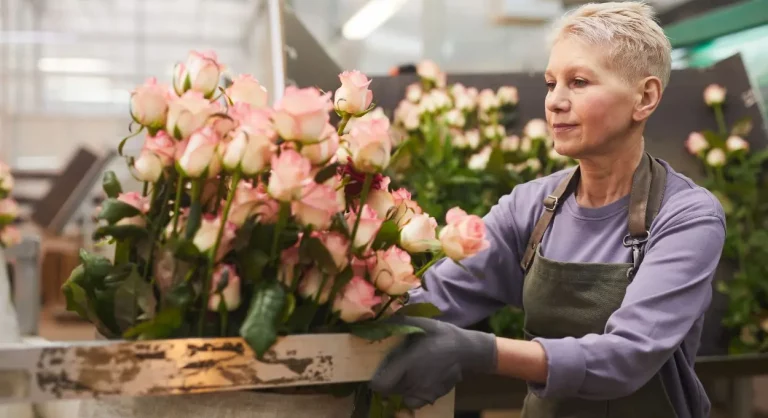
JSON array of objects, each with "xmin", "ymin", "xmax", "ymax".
[{"xmin": 544, "ymin": 36, "xmax": 640, "ymax": 159}]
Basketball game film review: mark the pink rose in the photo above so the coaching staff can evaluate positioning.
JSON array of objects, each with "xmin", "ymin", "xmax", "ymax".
[
  {"xmin": 301, "ymin": 124, "xmax": 339, "ymax": 165},
  {"xmin": 685, "ymin": 132, "xmax": 709, "ymax": 155},
  {"xmin": 220, "ymin": 126, "xmax": 275, "ymax": 175},
  {"xmin": 143, "ymin": 131, "xmax": 176, "ymax": 166},
  {"xmin": 704, "ymin": 84, "xmax": 726, "ymax": 107},
  {"xmin": 292, "ymin": 182, "xmax": 344, "ymax": 230},
  {"xmin": 298, "ymin": 267, "xmax": 335, "ymax": 304},
  {"xmin": 334, "ymin": 70, "xmax": 373, "ymax": 115},
  {"xmin": 333, "ymin": 276, "xmax": 382, "ymax": 323},
  {"xmin": 706, "ymin": 148, "xmax": 726, "ymax": 167},
  {"xmin": 346, "ymin": 204, "xmax": 383, "ymax": 252},
  {"xmin": 267, "ymin": 149, "xmax": 313, "ymax": 202},
  {"xmin": 348, "ymin": 119, "xmax": 391, "ymax": 173},
  {"xmin": 278, "ymin": 246, "xmax": 301, "ymax": 287},
  {"xmin": 371, "ymin": 247, "xmax": 419, "ymax": 296},
  {"xmin": 366, "ymin": 189, "xmax": 395, "ymax": 220},
  {"xmin": 351, "ymin": 256, "xmax": 374, "ymax": 278},
  {"xmin": 133, "ymin": 150, "xmax": 163, "ymax": 182},
  {"xmin": 478, "ymin": 88, "xmax": 500, "ymax": 112},
  {"xmin": 726, "ymin": 135, "xmax": 749, "ymax": 152},
  {"xmin": 524, "ymin": 118, "xmax": 549, "ymax": 140},
  {"xmin": 173, "ymin": 50, "xmax": 223, "ymax": 98},
  {"xmin": 0, "ymin": 164, "xmax": 13, "ymax": 194},
  {"xmin": 208, "ymin": 264, "xmax": 242, "ymax": 311},
  {"xmin": 416, "ymin": 60, "xmax": 445, "ymax": 87},
  {"xmin": 234, "ymin": 104, "xmax": 275, "ymax": 134},
  {"xmin": 229, "ymin": 182, "xmax": 280, "ymax": 226},
  {"xmin": 115, "ymin": 192, "xmax": 149, "ymax": 227},
  {"xmin": 273, "ymin": 86, "xmax": 332, "ymax": 143},
  {"xmin": 399, "ymin": 213, "xmax": 438, "ymax": 253},
  {"xmin": 394, "ymin": 100, "xmax": 420, "ymax": 131},
  {"xmin": 130, "ymin": 77, "xmax": 170, "ymax": 129},
  {"xmin": 225, "ymin": 74, "xmax": 268, "ymax": 108},
  {"xmin": 405, "ymin": 83, "xmax": 422, "ymax": 103},
  {"xmin": 178, "ymin": 126, "xmax": 221, "ymax": 178},
  {"xmin": 497, "ymin": 86, "xmax": 519, "ymax": 106},
  {"xmin": 166, "ymin": 91, "xmax": 216, "ymax": 140},
  {"xmin": 312, "ymin": 231, "xmax": 350, "ymax": 271},
  {"xmin": 0, "ymin": 226, "xmax": 21, "ymax": 248},
  {"xmin": 439, "ymin": 207, "xmax": 490, "ymax": 261},
  {"xmin": 193, "ymin": 214, "xmax": 236, "ymax": 261},
  {"xmin": 391, "ymin": 188, "xmax": 422, "ymax": 227}
]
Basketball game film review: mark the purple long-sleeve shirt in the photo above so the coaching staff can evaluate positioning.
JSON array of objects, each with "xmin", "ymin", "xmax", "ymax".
[{"xmin": 409, "ymin": 160, "xmax": 725, "ymax": 418}]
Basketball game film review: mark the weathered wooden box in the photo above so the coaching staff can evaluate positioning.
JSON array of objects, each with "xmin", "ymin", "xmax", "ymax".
[{"xmin": 0, "ymin": 334, "xmax": 454, "ymax": 417}]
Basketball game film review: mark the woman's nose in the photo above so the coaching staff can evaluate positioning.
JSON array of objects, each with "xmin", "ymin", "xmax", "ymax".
[{"xmin": 545, "ymin": 87, "xmax": 570, "ymax": 113}]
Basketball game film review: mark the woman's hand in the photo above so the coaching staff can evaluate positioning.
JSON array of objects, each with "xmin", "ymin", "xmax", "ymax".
[{"xmin": 369, "ymin": 316, "xmax": 497, "ymax": 409}]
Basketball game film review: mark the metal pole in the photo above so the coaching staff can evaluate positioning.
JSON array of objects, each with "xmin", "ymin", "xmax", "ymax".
[{"xmin": 267, "ymin": 0, "xmax": 285, "ymax": 103}]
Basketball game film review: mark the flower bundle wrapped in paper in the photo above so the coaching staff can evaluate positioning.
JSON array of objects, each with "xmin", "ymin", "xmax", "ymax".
[{"xmin": 62, "ymin": 51, "xmax": 489, "ymax": 366}]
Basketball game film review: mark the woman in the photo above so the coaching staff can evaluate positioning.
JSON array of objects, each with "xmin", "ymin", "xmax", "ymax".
[{"xmin": 370, "ymin": 2, "xmax": 725, "ymax": 418}]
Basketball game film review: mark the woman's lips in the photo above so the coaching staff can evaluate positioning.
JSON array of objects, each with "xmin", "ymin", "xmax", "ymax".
[{"xmin": 552, "ymin": 124, "xmax": 578, "ymax": 133}]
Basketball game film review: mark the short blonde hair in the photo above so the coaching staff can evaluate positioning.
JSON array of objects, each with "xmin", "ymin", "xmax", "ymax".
[{"xmin": 549, "ymin": 1, "xmax": 672, "ymax": 88}]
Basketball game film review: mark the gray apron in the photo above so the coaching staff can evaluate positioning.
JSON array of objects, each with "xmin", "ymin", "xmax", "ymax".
[{"xmin": 519, "ymin": 153, "xmax": 678, "ymax": 418}]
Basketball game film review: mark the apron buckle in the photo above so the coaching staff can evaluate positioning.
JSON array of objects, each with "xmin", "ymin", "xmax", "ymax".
[{"xmin": 623, "ymin": 232, "xmax": 650, "ymax": 280}]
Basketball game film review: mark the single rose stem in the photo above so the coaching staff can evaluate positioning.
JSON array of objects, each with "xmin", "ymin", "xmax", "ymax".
[
  {"xmin": 142, "ymin": 183, "xmax": 162, "ymax": 284},
  {"xmin": 415, "ymin": 250, "xmax": 444, "ymax": 277},
  {"xmin": 142, "ymin": 181, "xmax": 149, "ymax": 197},
  {"xmin": 373, "ymin": 296, "xmax": 397, "ymax": 320},
  {"xmin": 199, "ymin": 171, "xmax": 240, "ymax": 336},
  {"xmin": 349, "ymin": 173, "xmax": 373, "ymax": 250},
  {"xmin": 214, "ymin": 175, "xmax": 227, "ymax": 213},
  {"xmin": 715, "ymin": 104, "xmax": 728, "ymax": 136},
  {"xmin": 337, "ymin": 114, "xmax": 352, "ymax": 136},
  {"xmin": 171, "ymin": 176, "xmax": 185, "ymax": 235},
  {"xmin": 270, "ymin": 202, "xmax": 290, "ymax": 261}
]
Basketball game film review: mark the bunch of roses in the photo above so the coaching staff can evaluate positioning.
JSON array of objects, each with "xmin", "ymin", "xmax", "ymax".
[
  {"xmin": 88, "ymin": 50, "xmax": 489, "ymax": 346},
  {"xmin": 0, "ymin": 162, "xmax": 20, "ymax": 248},
  {"xmin": 684, "ymin": 83, "xmax": 751, "ymax": 167}
]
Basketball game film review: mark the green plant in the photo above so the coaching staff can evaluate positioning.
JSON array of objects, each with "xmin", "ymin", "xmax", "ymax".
[{"xmin": 684, "ymin": 83, "xmax": 768, "ymax": 353}]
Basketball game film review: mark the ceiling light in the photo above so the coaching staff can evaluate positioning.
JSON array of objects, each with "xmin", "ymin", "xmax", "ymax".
[
  {"xmin": 37, "ymin": 57, "xmax": 110, "ymax": 74},
  {"xmin": 342, "ymin": 0, "xmax": 409, "ymax": 41}
]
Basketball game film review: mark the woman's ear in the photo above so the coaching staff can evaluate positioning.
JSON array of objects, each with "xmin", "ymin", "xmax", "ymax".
[{"xmin": 633, "ymin": 76, "xmax": 663, "ymax": 122}]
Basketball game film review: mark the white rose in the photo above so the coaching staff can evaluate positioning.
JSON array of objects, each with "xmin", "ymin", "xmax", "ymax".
[
  {"xmin": 405, "ymin": 83, "xmax": 422, "ymax": 103},
  {"xmin": 166, "ymin": 91, "xmax": 216, "ymax": 140},
  {"xmin": 468, "ymin": 147, "xmax": 492, "ymax": 171},
  {"xmin": 133, "ymin": 151, "xmax": 163, "ymax": 182},
  {"xmin": 703, "ymin": 84, "xmax": 726, "ymax": 106},
  {"xmin": 226, "ymin": 74, "xmax": 268, "ymax": 108},
  {"xmin": 399, "ymin": 213, "xmax": 438, "ymax": 253},
  {"xmin": 524, "ymin": 118, "xmax": 549, "ymax": 139},
  {"xmin": 705, "ymin": 148, "xmax": 726, "ymax": 167},
  {"xmin": 725, "ymin": 135, "xmax": 749, "ymax": 152}
]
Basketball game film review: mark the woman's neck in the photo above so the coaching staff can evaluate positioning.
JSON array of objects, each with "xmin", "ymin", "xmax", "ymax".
[{"xmin": 576, "ymin": 139, "xmax": 645, "ymax": 208}]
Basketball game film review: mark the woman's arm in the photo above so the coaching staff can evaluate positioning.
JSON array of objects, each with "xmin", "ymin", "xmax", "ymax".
[{"xmin": 408, "ymin": 191, "xmax": 526, "ymax": 327}]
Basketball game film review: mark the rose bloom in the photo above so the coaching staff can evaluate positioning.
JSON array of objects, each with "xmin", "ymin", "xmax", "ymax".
[
  {"xmin": 347, "ymin": 118, "xmax": 392, "ymax": 173},
  {"xmin": 334, "ymin": 70, "xmax": 373, "ymax": 115},
  {"xmin": 208, "ymin": 264, "xmax": 242, "ymax": 311},
  {"xmin": 166, "ymin": 91, "xmax": 216, "ymax": 140},
  {"xmin": 267, "ymin": 149, "xmax": 313, "ymax": 202},
  {"xmin": 399, "ymin": 213, "xmax": 438, "ymax": 253},
  {"xmin": 272, "ymin": 86, "xmax": 333, "ymax": 143},
  {"xmin": 346, "ymin": 204, "xmax": 383, "ymax": 251},
  {"xmin": 130, "ymin": 77, "xmax": 170, "ymax": 129},
  {"xmin": 292, "ymin": 182, "xmax": 344, "ymax": 230},
  {"xmin": 226, "ymin": 74, "xmax": 268, "ymax": 108},
  {"xmin": 333, "ymin": 276, "xmax": 382, "ymax": 323},
  {"xmin": 371, "ymin": 246, "xmax": 420, "ymax": 296},
  {"xmin": 173, "ymin": 50, "xmax": 223, "ymax": 98},
  {"xmin": 439, "ymin": 207, "xmax": 490, "ymax": 261}
]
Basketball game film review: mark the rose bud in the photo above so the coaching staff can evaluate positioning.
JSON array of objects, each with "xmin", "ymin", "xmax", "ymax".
[
  {"xmin": 399, "ymin": 213, "xmax": 438, "ymax": 253},
  {"xmin": 225, "ymin": 74, "xmax": 268, "ymax": 108},
  {"xmin": 133, "ymin": 151, "xmax": 164, "ymax": 182},
  {"xmin": 439, "ymin": 207, "xmax": 490, "ymax": 262},
  {"xmin": 333, "ymin": 276, "xmax": 382, "ymax": 323},
  {"xmin": 220, "ymin": 126, "xmax": 275, "ymax": 175},
  {"xmin": 115, "ymin": 192, "xmax": 149, "ymax": 227},
  {"xmin": 726, "ymin": 135, "xmax": 749, "ymax": 152},
  {"xmin": 192, "ymin": 215, "xmax": 236, "ymax": 261},
  {"xmin": 207, "ymin": 264, "xmax": 242, "ymax": 311},
  {"xmin": 301, "ymin": 124, "xmax": 339, "ymax": 165},
  {"xmin": 292, "ymin": 182, "xmax": 344, "ymax": 230},
  {"xmin": 173, "ymin": 50, "xmax": 223, "ymax": 98},
  {"xmin": 312, "ymin": 231, "xmax": 350, "ymax": 271},
  {"xmin": 130, "ymin": 77, "xmax": 170, "ymax": 130},
  {"xmin": 703, "ymin": 84, "xmax": 726, "ymax": 107},
  {"xmin": 345, "ymin": 204, "xmax": 383, "ymax": 252},
  {"xmin": 272, "ymin": 86, "xmax": 333, "ymax": 143},
  {"xmin": 371, "ymin": 246, "xmax": 420, "ymax": 296},
  {"xmin": 298, "ymin": 267, "xmax": 334, "ymax": 304},
  {"xmin": 143, "ymin": 131, "xmax": 176, "ymax": 166},
  {"xmin": 166, "ymin": 91, "xmax": 217, "ymax": 140},
  {"xmin": 267, "ymin": 149, "xmax": 313, "ymax": 202},
  {"xmin": 497, "ymin": 86, "xmax": 519, "ymax": 106},
  {"xmin": 705, "ymin": 148, "xmax": 726, "ymax": 167},
  {"xmin": 524, "ymin": 118, "xmax": 549, "ymax": 140},
  {"xmin": 177, "ymin": 126, "xmax": 221, "ymax": 178},
  {"xmin": 334, "ymin": 70, "xmax": 373, "ymax": 116},
  {"xmin": 347, "ymin": 118, "xmax": 392, "ymax": 173}
]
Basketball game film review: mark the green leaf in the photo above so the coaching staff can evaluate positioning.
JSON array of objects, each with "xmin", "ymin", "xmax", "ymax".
[
  {"xmin": 78, "ymin": 249, "xmax": 113, "ymax": 288},
  {"xmin": 313, "ymin": 162, "xmax": 340, "ymax": 184},
  {"xmin": 237, "ymin": 248, "xmax": 270, "ymax": 283},
  {"xmin": 93, "ymin": 224, "xmax": 149, "ymax": 241},
  {"xmin": 61, "ymin": 266, "xmax": 91, "ymax": 320},
  {"xmin": 165, "ymin": 281, "xmax": 195, "ymax": 309},
  {"xmin": 170, "ymin": 238, "xmax": 203, "ymax": 262},
  {"xmin": 348, "ymin": 322, "xmax": 424, "ymax": 341},
  {"xmin": 239, "ymin": 281, "xmax": 287, "ymax": 358},
  {"xmin": 123, "ymin": 308, "xmax": 183, "ymax": 340},
  {"xmin": 113, "ymin": 266, "xmax": 156, "ymax": 331},
  {"xmin": 299, "ymin": 236, "xmax": 338, "ymax": 275},
  {"xmin": 371, "ymin": 220, "xmax": 400, "ymax": 251},
  {"xmin": 97, "ymin": 198, "xmax": 141, "ymax": 224},
  {"xmin": 394, "ymin": 302, "xmax": 441, "ymax": 318},
  {"xmin": 102, "ymin": 171, "xmax": 123, "ymax": 198},
  {"xmin": 731, "ymin": 116, "xmax": 753, "ymax": 137},
  {"xmin": 184, "ymin": 201, "xmax": 203, "ymax": 240}
]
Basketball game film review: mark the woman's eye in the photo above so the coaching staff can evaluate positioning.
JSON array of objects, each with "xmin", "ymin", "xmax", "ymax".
[
  {"xmin": 573, "ymin": 79, "xmax": 588, "ymax": 87},
  {"xmin": 545, "ymin": 82, "xmax": 556, "ymax": 91}
]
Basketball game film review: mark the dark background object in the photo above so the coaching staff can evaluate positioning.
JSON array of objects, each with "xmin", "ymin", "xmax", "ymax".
[
  {"xmin": 657, "ymin": 0, "xmax": 744, "ymax": 26},
  {"xmin": 369, "ymin": 53, "xmax": 768, "ymax": 357}
]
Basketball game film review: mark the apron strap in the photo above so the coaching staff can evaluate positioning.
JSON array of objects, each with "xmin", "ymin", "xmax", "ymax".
[
  {"xmin": 520, "ymin": 153, "xmax": 667, "ymax": 273},
  {"xmin": 520, "ymin": 167, "xmax": 580, "ymax": 271}
]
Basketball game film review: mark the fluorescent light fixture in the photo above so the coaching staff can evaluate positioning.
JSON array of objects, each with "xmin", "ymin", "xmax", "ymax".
[
  {"xmin": 342, "ymin": 0, "xmax": 409, "ymax": 40},
  {"xmin": 0, "ymin": 31, "xmax": 77, "ymax": 45},
  {"xmin": 37, "ymin": 57, "xmax": 110, "ymax": 74}
]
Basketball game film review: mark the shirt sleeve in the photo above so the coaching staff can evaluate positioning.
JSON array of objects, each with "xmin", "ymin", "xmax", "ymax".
[
  {"xmin": 408, "ymin": 192, "xmax": 527, "ymax": 328},
  {"xmin": 530, "ymin": 192, "xmax": 726, "ymax": 399}
]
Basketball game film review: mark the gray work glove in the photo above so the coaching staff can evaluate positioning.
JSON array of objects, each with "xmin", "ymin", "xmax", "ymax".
[{"xmin": 369, "ymin": 316, "xmax": 498, "ymax": 409}]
